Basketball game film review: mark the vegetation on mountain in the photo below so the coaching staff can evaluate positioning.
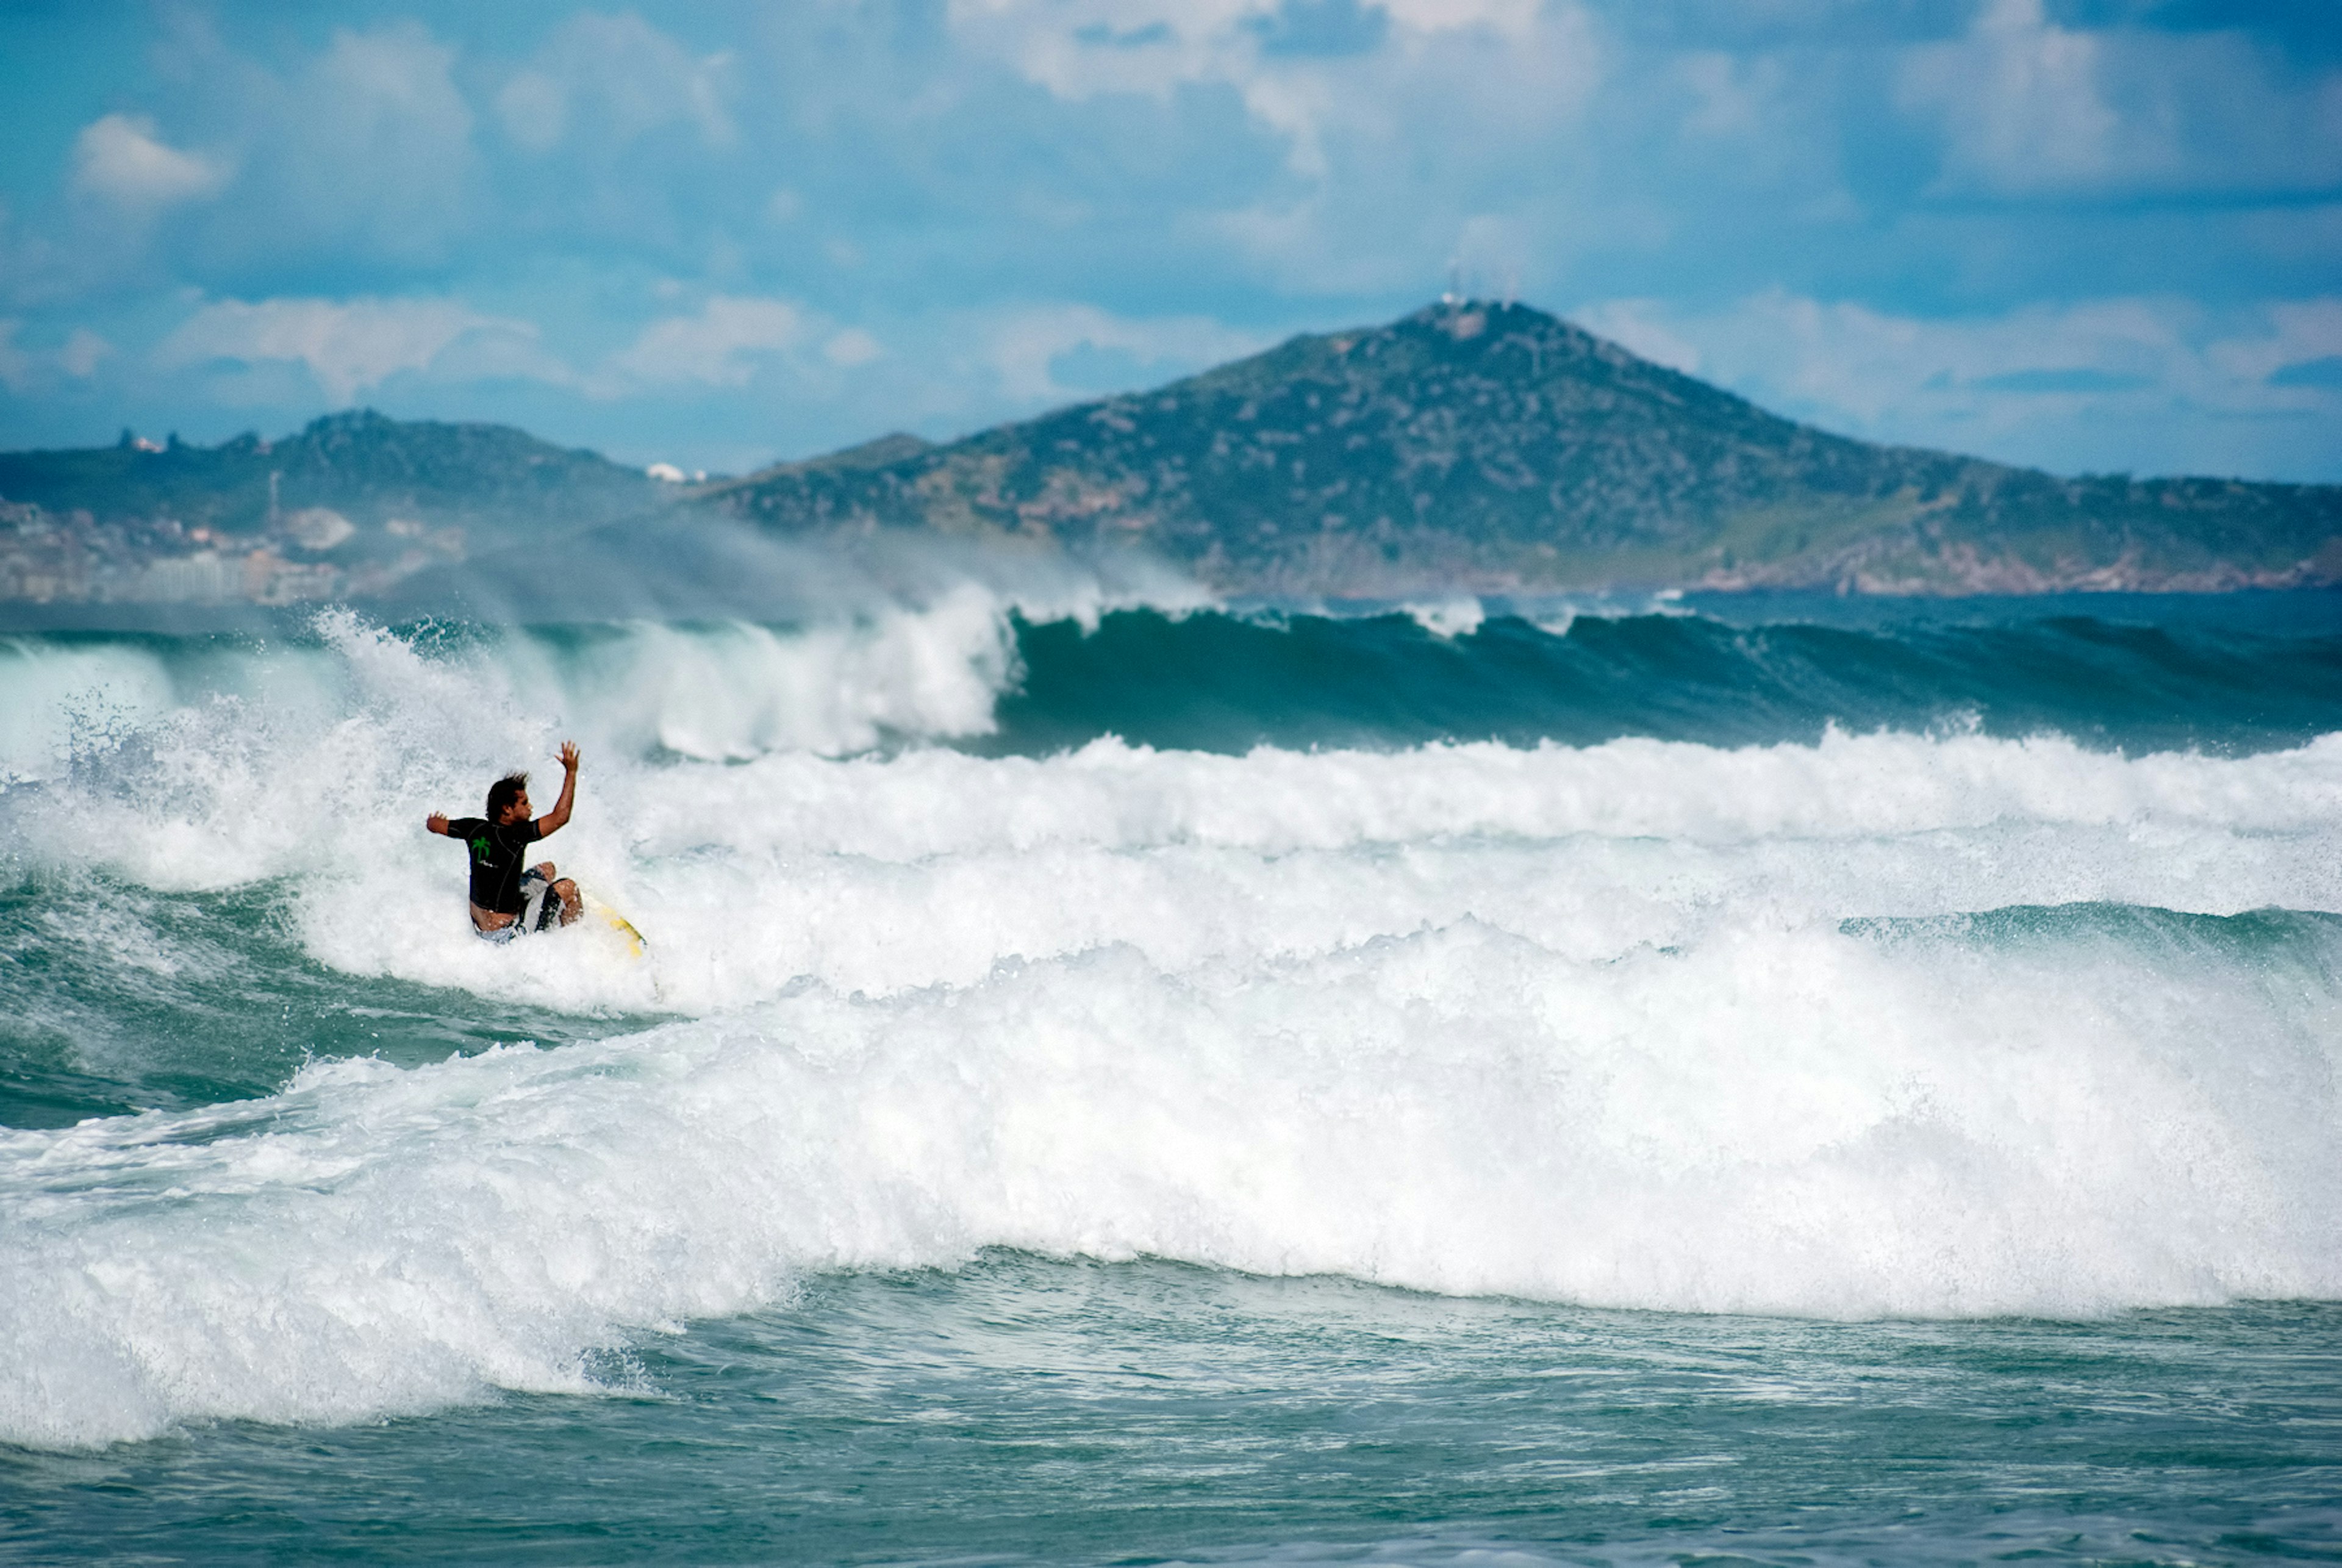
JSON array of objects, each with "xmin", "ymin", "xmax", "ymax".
[
  {"xmin": 5, "ymin": 303, "xmax": 2337, "ymax": 607},
  {"xmin": 706, "ymin": 301, "xmax": 2342, "ymax": 595},
  {"xmin": 2, "ymin": 409, "xmax": 666, "ymax": 532},
  {"xmin": 0, "ymin": 410, "xmax": 671, "ymax": 605}
]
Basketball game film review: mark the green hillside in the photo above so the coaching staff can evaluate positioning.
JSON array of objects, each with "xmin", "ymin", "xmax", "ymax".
[
  {"xmin": 706, "ymin": 301, "xmax": 2342, "ymax": 595},
  {"xmin": 0, "ymin": 410, "xmax": 674, "ymax": 607},
  {"xmin": 0, "ymin": 410, "xmax": 665, "ymax": 537}
]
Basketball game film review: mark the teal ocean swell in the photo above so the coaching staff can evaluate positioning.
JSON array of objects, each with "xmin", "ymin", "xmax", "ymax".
[
  {"xmin": 5, "ymin": 1256, "xmax": 2338, "ymax": 1565},
  {"xmin": 990, "ymin": 594, "xmax": 2342, "ymax": 756}
]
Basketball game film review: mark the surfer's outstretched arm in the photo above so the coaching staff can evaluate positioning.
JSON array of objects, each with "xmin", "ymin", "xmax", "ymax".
[
  {"xmin": 425, "ymin": 812, "xmax": 451, "ymax": 836},
  {"xmin": 534, "ymin": 742, "xmax": 581, "ymax": 837}
]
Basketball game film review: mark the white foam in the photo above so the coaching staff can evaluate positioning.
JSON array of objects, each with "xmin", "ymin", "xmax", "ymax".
[
  {"xmin": 8, "ymin": 613, "xmax": 2342, "ymax": 1012},
  {"xmin": 4, "ymin": 905, "xmax": 2338, "ymax": 1448},
  {"xmin": 1403, "ymin": 596, "xmax": 1485, "ymax": 639},
  {"xmin": 0, "ymin": 638, "xmax": 179, "ymax": 783},
  {"xmin": 6, "ymin": 611, "xmax": 2342, "ymax": 1447},
  {"xmin": 546, "ymin": 589, "xmax": 1017, "ymax": 760}
]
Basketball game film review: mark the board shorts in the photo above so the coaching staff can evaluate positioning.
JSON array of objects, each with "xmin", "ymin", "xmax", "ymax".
[{"xmin": 474, "ymin": 872, "xmax": 557, "ymax": 943}]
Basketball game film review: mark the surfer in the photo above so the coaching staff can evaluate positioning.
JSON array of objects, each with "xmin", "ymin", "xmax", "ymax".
[{"xmin": 425, "ymin": 742, "xmax": 584, "ymax": 940}]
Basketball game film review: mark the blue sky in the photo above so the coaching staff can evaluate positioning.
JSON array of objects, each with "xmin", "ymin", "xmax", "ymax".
[{"xmin": 1, "ymin": 0, "xmax": 2337, "ymax": 479}]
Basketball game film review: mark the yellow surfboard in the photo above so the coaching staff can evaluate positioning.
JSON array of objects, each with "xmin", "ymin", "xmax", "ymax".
[{"xmin": 587, "ymin": 895, "xmax": 646, "ymax": 958}]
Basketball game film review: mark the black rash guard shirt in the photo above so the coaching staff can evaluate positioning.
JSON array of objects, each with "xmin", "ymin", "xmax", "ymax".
[{"xmin": 446, "ymin": 816, "xmax": 543, "ymax": 914}]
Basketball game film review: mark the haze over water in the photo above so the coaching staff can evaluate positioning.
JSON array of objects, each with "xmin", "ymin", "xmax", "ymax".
[{"xmin": 2, "ymin": 578, "xmax": 2339, "ymax": 1562}]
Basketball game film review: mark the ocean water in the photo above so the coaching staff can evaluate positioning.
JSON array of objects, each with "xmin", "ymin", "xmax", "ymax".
[{"xmin": 2, "ymin": 579, "xmax": 2340, "ymax": 1563}]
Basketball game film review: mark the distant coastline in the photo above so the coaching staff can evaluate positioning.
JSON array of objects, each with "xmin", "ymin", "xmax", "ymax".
[{"xmin": 5, "ymin": 300, "xmax": 2337, "ymax": 611}]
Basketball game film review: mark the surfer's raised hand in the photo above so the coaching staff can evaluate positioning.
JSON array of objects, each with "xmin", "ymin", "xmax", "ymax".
[
  {"xmin": 426, "ymin": 812, "xmax": 450, "ymax": 836},
  {"xmin": 537, "ymin": 743, "xmax": 581, "ymax": 836}
]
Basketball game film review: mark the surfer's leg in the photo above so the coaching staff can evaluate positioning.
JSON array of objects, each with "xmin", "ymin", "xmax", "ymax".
[
  {"xmin": 551, "ymin": 878, "xmax": 581, "ymax": 926},
  {"xmin": 525, "ymin": 862, "xmax": 568, "ymax": 927},
  {"xmin": 518, "ymin": 872, "xmax": 552, "ymax": 934}
]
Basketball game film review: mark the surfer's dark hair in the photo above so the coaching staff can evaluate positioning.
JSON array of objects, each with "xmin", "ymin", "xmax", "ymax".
[{"xmin": 487, "ymin": 771, "xmax": 530, "ymax": 822}]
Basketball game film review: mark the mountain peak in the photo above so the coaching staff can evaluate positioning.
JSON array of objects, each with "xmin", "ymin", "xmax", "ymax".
[
  {"xmin": 1398, "ymin": 297, "xmax": 1637, "ymax": 366},
  {"xmin": 304, "ymin": 408, "xmax": 398, "ymax": 436},
  {"xmin": 1402, "ymin": 296, "xmax": 1564, "ymax": 336},
  {"xmin": 707, "ymin": 300, "xmax": 2341, "ymax": 595}
]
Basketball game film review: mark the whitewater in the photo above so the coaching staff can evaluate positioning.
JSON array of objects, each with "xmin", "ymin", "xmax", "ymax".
[{"xmin": 2, "ymin": 576, "xmax": 2339, "ymax": 1563}]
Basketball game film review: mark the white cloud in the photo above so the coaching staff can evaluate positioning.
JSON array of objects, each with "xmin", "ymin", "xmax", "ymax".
[
  {"xmin": 37, "ymin": 21, "xmax": 480, "ymax": 282},
  {"xmin": 824, "ymin": 328, "xmax": 884, "ymax": 368},
  {"xmin": 1578, "ymin": 303, "xmax": 1703, "ymax": 376},
  {"xmin": 155, "ymin": 296, "xmax": 546, "ymax": 403},
  {"xmin": 58, "ymin": 329, "xmax": 110, "ymax": 379},
  {"xmin": 977, "ymin": 302, "xmax": 1269, "ymax": 404},
  {"xmin": 1675, "ymin": 49, "xmax": 1785, "ymax": 140},
  {"xmin": 71, "ymin": 114, "xmax": 230, "ymax": 207},
  {"xmin": 2206, "ymin": 298, "xmax": 2342, "ymax": 386},
  {"xmin": 548, "ymin": 299, "xmax": 1281, "ymax": 457},
  {"xmin": 1899, "ymin": 0, "xmax": 2342, "ymax": 197},
  {"xmin": 1164, "ymin": 0, "xmax": 1604, "ymax": 288},
  {"xmin": 1583, "ymin": 290, "xmax": 2172, "ymax": 427},
  {"xmin": 496, "ymin": 13, "xmax": 736, "ymax": 154},
  {"xmin": 952, "ymin": 0, "xmax": 1542, "ymax": 101},
  {"xmin": 168, "ymin": 23, "xmax": 482, "ymax": 267},
  {"xmin": 1899, "ymin": 0, "xmax": 2118, "ymax": 193},
  {"xmin": 950, "ymin": 0, "xmax": 1262, "ymax": 103},
  {"xmin": 0, "ymin": 320, "xmax": 115, "ymax": 390},
  {"xmin": 948, "ymin": 0, "xmax": 1589, "ymax": 176},
  {"xmin": 496, "ymin": 70, "xmax": 570, "ymax": 152},
  {"xmin": 1384, "ymin": 0, "xmax": 1539, "ymax": 34},
  {"xmin": 1576, "ymin": 288, "xmax": 2342, "ymax": 478},
  {"xmin": 603, "ymin": 296, "xmax": 804, "ymax": 391}
]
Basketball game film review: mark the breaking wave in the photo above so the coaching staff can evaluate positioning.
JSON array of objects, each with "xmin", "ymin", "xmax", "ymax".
[{"xmin": 3, "ymin": 585, "xmax": 2340, "ymax": 1447}]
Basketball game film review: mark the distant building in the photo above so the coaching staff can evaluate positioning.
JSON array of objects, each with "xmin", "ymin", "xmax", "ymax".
[
  {"xmin": 242, "ymin": 548, "xmax": 340, "ymax": 604},
  {"xmin": 137, "ymin": 551, "xmax": 238, "ymax": 603},
  {"xmin": 282, "ymin": 506, "xmax": 356, "ymax": 552}
]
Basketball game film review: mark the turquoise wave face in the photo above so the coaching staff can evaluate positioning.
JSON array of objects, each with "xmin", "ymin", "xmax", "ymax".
[
  {"xmin": 8, "ymin": 590, "xmax": 2337, "ymax": 772},
  {"xmin": 988, "ymin": 595, "xmax": 2342, "ymax": 756},
  {"xmin": 0, "ymin": 879, "xmax": 654, "ymax": 1128}
]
